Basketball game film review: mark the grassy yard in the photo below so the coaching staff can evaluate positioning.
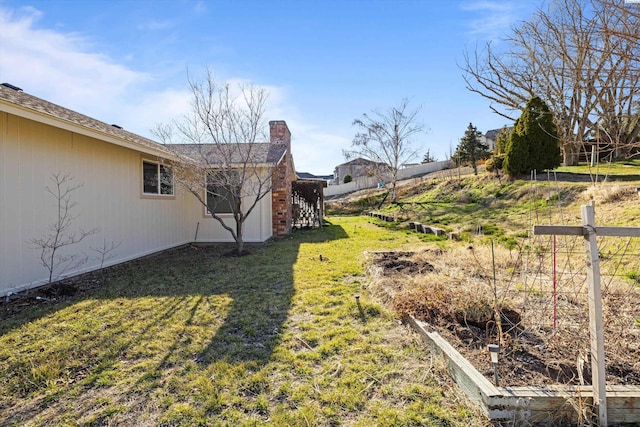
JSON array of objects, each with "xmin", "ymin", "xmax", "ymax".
[
  {"xmin": 555, "ymin": 158, "xmax": 640, "ymax": 181},
  {"xmin": 0, "ymin": 217, "xmax": 486, "ymax": 426},
  {"xmin": 358, "ymin": 169, "xmax": 640, "ymax": 250}
]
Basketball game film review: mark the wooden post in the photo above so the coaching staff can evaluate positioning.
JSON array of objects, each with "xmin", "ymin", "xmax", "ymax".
[
  {"xmin": 533, "ymin": 203, "xmax": 640, "ymax": 427},
  {"xmin": 582, "ymin": 202, "xmax": 607, "ymax": 426}
]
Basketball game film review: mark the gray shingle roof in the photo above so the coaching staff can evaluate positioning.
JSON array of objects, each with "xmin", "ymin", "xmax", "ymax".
[
  {"xmin": 167, "ymin": 143, "xmax": 287, "ymax": 166},
  {"xmin": 0, "ymin": 84, "xmax": 287, "ymax": 167},
  {"xmin": 0, "ymin": 84, "xmax": 171, "ymax": 155},
  {"xmin": 485, "ymin": 127, "xmax": 512, "ymax": 140}
]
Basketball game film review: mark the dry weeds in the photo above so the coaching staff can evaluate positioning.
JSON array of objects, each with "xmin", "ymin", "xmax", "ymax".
[
  {"xmin": 366, "ymin": 242, "xmax": 640, "ymax": 387},
  {"xmin": 581, "ymin": 184, "xmax": 638, "ymax": 204}
]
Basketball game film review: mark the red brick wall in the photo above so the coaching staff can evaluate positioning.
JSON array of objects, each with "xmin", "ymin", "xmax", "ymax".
[
  {"xmin": 270, "ymin": 121, "xmax": 293, "ymax": 236},
  {"xmin": 269, "ymin": 121, "xmax": 291, "ymax": 147}
]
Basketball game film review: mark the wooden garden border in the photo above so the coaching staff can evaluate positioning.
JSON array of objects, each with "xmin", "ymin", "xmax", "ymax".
[{"xmin": 407, "ymin": 316, "xmax": 640, "ymax": 425}]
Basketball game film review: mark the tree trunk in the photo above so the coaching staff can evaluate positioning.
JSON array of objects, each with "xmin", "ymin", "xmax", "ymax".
[
  {"xmin": 562, "ymin": 142, "xmax": 580, "ymax": 166},
  {"xmin": 235, "ymin": 220, "xmax": 244, "ymax": 254}
]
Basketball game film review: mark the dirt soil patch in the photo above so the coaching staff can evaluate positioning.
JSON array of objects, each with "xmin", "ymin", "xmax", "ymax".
[
  {"xmin": 373, "ymin": 251, "xmax": 435, "ymax": 275},
  {"xmin": 368, "ymin": 249, "xmax": 640, "ymax": 387}
]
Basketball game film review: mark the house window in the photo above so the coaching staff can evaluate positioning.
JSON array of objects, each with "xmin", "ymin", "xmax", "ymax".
[
  {"xmin": 143, "ymin": 161, "xmax": 173, "ymax": 195},
  {"xmin": 206, "ymin": 171, "xmax": 239, "ymax": 214}
]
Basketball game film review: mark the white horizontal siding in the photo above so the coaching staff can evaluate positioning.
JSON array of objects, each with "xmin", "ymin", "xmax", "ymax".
[
  {"xmin": 0, "ymin": 111, "xmax": 278, "ymax": 295},
  {"xmin": 0, "ymin": 112, "xmax": 195, "ymax": 295},
  {"xmin": 192, "ymin": 183, "xmax": 273, "ymax": 243}
]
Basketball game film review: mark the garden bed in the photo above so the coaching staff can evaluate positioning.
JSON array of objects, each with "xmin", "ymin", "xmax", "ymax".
[
  {"xmin": 367, "ymin": 247, "xmax": 640, "ymax": 424},
  {"xmin": 367, "ymin": 248, "xmax": 640, "ymax": 388}
]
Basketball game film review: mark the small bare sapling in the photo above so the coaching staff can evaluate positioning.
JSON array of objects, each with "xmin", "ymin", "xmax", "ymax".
[{"xmin": 29, "ymin": 172, "xmax": 98, "ymax": 285}]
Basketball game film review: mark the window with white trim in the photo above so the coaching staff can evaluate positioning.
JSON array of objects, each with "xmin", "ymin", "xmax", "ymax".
[{"xmin": 142, "ymin": 160, "xmax": 173, "ymax": 195}]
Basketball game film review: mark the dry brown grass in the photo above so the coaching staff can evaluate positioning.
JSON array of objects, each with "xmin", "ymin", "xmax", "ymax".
[
  {"xmin": 367, "ymin": 245, "xmax": 520, "ymax": 319},
  {"xmin": 581, "ymin": 184, "xmax": 638, "ymax": 204},
  {"xmin": 366, "ymin": 241, "xmax": 640, "ymax": 387}
]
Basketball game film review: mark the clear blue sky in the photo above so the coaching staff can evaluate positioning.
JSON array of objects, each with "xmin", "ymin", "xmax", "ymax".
[{"xmin": 0, "ymin": 0, "xmax": 539, "ymax": 175}]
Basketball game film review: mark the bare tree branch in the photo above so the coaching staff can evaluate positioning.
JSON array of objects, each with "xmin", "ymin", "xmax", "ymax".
[
  {"xmin": 29, "ymin": 172, "xmax": 98, "ymax": 284},
  {"xmin": 345, "ymin": 99, "xmax": 424, "ymax": 203},
  {"xmin": 153, "ymin": 70, "xmax": 273, "ymax": 254},
  {"xmin": 462, "ymin": 0, "xmax": 640, "ymax": 165}
]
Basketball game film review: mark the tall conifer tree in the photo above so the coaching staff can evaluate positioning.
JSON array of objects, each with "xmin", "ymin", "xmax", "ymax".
[
  {"xmin": 454, "ymin": 123, "xmax": 490, "ymax": 175},
  {"xmin": 504, "ymin": 96, "xmax": 561, "ymax": 176}
]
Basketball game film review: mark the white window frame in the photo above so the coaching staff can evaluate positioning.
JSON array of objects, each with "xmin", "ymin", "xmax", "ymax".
[{"xmin": 142, "ymin": 160, "xmax": 174, "ymax": 196}]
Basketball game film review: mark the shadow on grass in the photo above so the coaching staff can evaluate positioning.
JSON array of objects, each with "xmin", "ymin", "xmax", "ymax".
[
  {"xmin": 0, "ymin": 219, "xmax": 347, "ymax": 370},
  {"xmin": 199, "ymin": 220, "xmax": 350, "ymax": 364},
  {"xmin": 0, "ymin": 223, "xmax": 349, "ymax": 424}
]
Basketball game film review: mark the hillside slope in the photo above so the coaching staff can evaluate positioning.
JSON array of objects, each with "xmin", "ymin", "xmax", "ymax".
[{"xmin": 328, "ymin": 169, "xmax": 640, "ymax": 246}]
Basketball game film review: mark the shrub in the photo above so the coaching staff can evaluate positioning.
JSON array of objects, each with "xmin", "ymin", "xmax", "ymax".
[
  {"xmin": 343, "ymin": 174, "xmax": 352, "ymax": 184},
  {"xmin": 485, "ymin": 155, "xmax": 504, "ymax": 173}
]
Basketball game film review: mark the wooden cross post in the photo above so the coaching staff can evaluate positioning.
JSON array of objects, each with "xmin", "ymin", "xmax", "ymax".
[{"xmin": 534, "ymin": 201, "xmax": 640, "ymax": 427}]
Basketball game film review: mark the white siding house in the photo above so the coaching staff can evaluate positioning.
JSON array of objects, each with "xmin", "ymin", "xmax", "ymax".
[{"xmin": 0, "ymin": 84, "xmax": 295, "ymax": 296}]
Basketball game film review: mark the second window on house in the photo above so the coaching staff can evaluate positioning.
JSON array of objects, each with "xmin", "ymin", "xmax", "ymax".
[{"xmin": 206, "ymin": 171, "xmax": 240, "ymax": 214}]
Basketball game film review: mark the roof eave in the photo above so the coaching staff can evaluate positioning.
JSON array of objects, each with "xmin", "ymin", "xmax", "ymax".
[
  {"xmin": 202, "ymin": 161, "xmax": 277, "ymax": 169},
  {"xmin": 0, "ymin": 99, "xmax": 175, "ymax": 159}
]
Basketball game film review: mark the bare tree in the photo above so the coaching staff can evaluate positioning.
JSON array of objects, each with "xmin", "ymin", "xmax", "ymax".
[
  {"xmin": 153, "ymin": 70, "xmax": 274, "ymax": 254},
  {"xmin": 463, "ymin": 0, "xmax": 640, "ymax": 165},
  {"xmin": 345, "ymin": 99, "xmax": 424, "ymax": 203},
  {"xmin": 590, "ymin": 2, "xmax": 640, "ymax": 159},
  {"xmin": 90, "ymin": 238, "xmax": 122, "ymax": 285},
  {"xmin": 29, "ymin": 172, "xmax": 97, "ymax": 284}
]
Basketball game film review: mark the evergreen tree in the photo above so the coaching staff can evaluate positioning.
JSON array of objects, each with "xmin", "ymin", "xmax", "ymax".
[
  {"xmin": 454, "ymin": 123, "xmax": 490, "ymax": 175},
  {"xmin": 422, "ymin": 149, "xmax": 436, "ymax": 163},
  {"xmin": 485, "ymin": 126, "xmax": 511, "ymax": 175},
  {"xmin": 494, "ymin": 126, "xmax": 511, "ymax": 155},
  {"xmin": 504, "ymin": 96, "xmax": 561, "ymax": 176},
  {"xmin": 503, "ymin": 118, "xmax": 528, "ymax": 175}
]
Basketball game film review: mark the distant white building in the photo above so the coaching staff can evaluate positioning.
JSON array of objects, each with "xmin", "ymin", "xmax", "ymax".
[
  {"xmin": 333, "ymin": 157, "xmax": 389, "ymax": 185},
  {"xmin": 484, "ymin": 127, "xmax": 513, "ymax": 151}
]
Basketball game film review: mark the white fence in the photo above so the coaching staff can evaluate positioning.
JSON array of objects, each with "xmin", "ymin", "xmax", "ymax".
[{"xmin": 324, "ymin": 160, "xmax": 452, "ymax": 197}]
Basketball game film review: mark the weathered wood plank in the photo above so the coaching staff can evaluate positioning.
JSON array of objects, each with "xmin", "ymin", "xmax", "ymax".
[
  {"xmin": 594, "ymin": 226, "xmax": 640, "ymax": 237},
  {"xmin": 406, "ymin": 316, "xmax": 500, "ymax": 413},
  {"xmin": 534, "ymin": 225, "xmax": 585, "ymax": 236},
  {"xmin": 500, "ymin": 386, "xmax": 640, "ymax": 424},
  {"xmin": 581, "ymin": 203, "xmax": 608, "ymax": 426},
  {"xmin": 534, "ymin": 225, "xmax": 640, "ymax": 237}
]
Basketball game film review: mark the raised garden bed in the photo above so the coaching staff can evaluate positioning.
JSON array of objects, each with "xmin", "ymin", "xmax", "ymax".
[{"xmin": 367, "ymin": 248, "xmax": 640, "ymax": 425}]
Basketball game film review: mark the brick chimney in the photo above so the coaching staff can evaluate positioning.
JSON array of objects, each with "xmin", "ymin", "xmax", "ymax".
[
  {"xmin": 269, "ymin": 121, "xmax": 293, "ymax": 237},
  {"xmin": 269, "ymin": 120, "xmax": 291, "ymax": 148}
]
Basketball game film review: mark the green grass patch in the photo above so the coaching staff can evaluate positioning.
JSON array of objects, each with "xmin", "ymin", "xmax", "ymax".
[
  {"xmin": 0, "ymin": 217, "xmax": 484, "ymax": 426},
  {"xmin": 626, "ymin": 270, "xmax": 640, "ymax": 287},
  {"xmin": 555, "ymin": 159, "xmax": 640, "ymax": 181}
]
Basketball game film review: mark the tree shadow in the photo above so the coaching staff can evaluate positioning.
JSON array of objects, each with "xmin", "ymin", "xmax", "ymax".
[
  {"xmin": 193, "ymin": 221, "xmax": 349, "ymax": 365},
  {"xmin": 2, "ymin": 223, "xmax": 349, "ymax": 358},
  {"xmin": 0, "ymin": 222, "xmax": 349, "ymax": 424}
]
